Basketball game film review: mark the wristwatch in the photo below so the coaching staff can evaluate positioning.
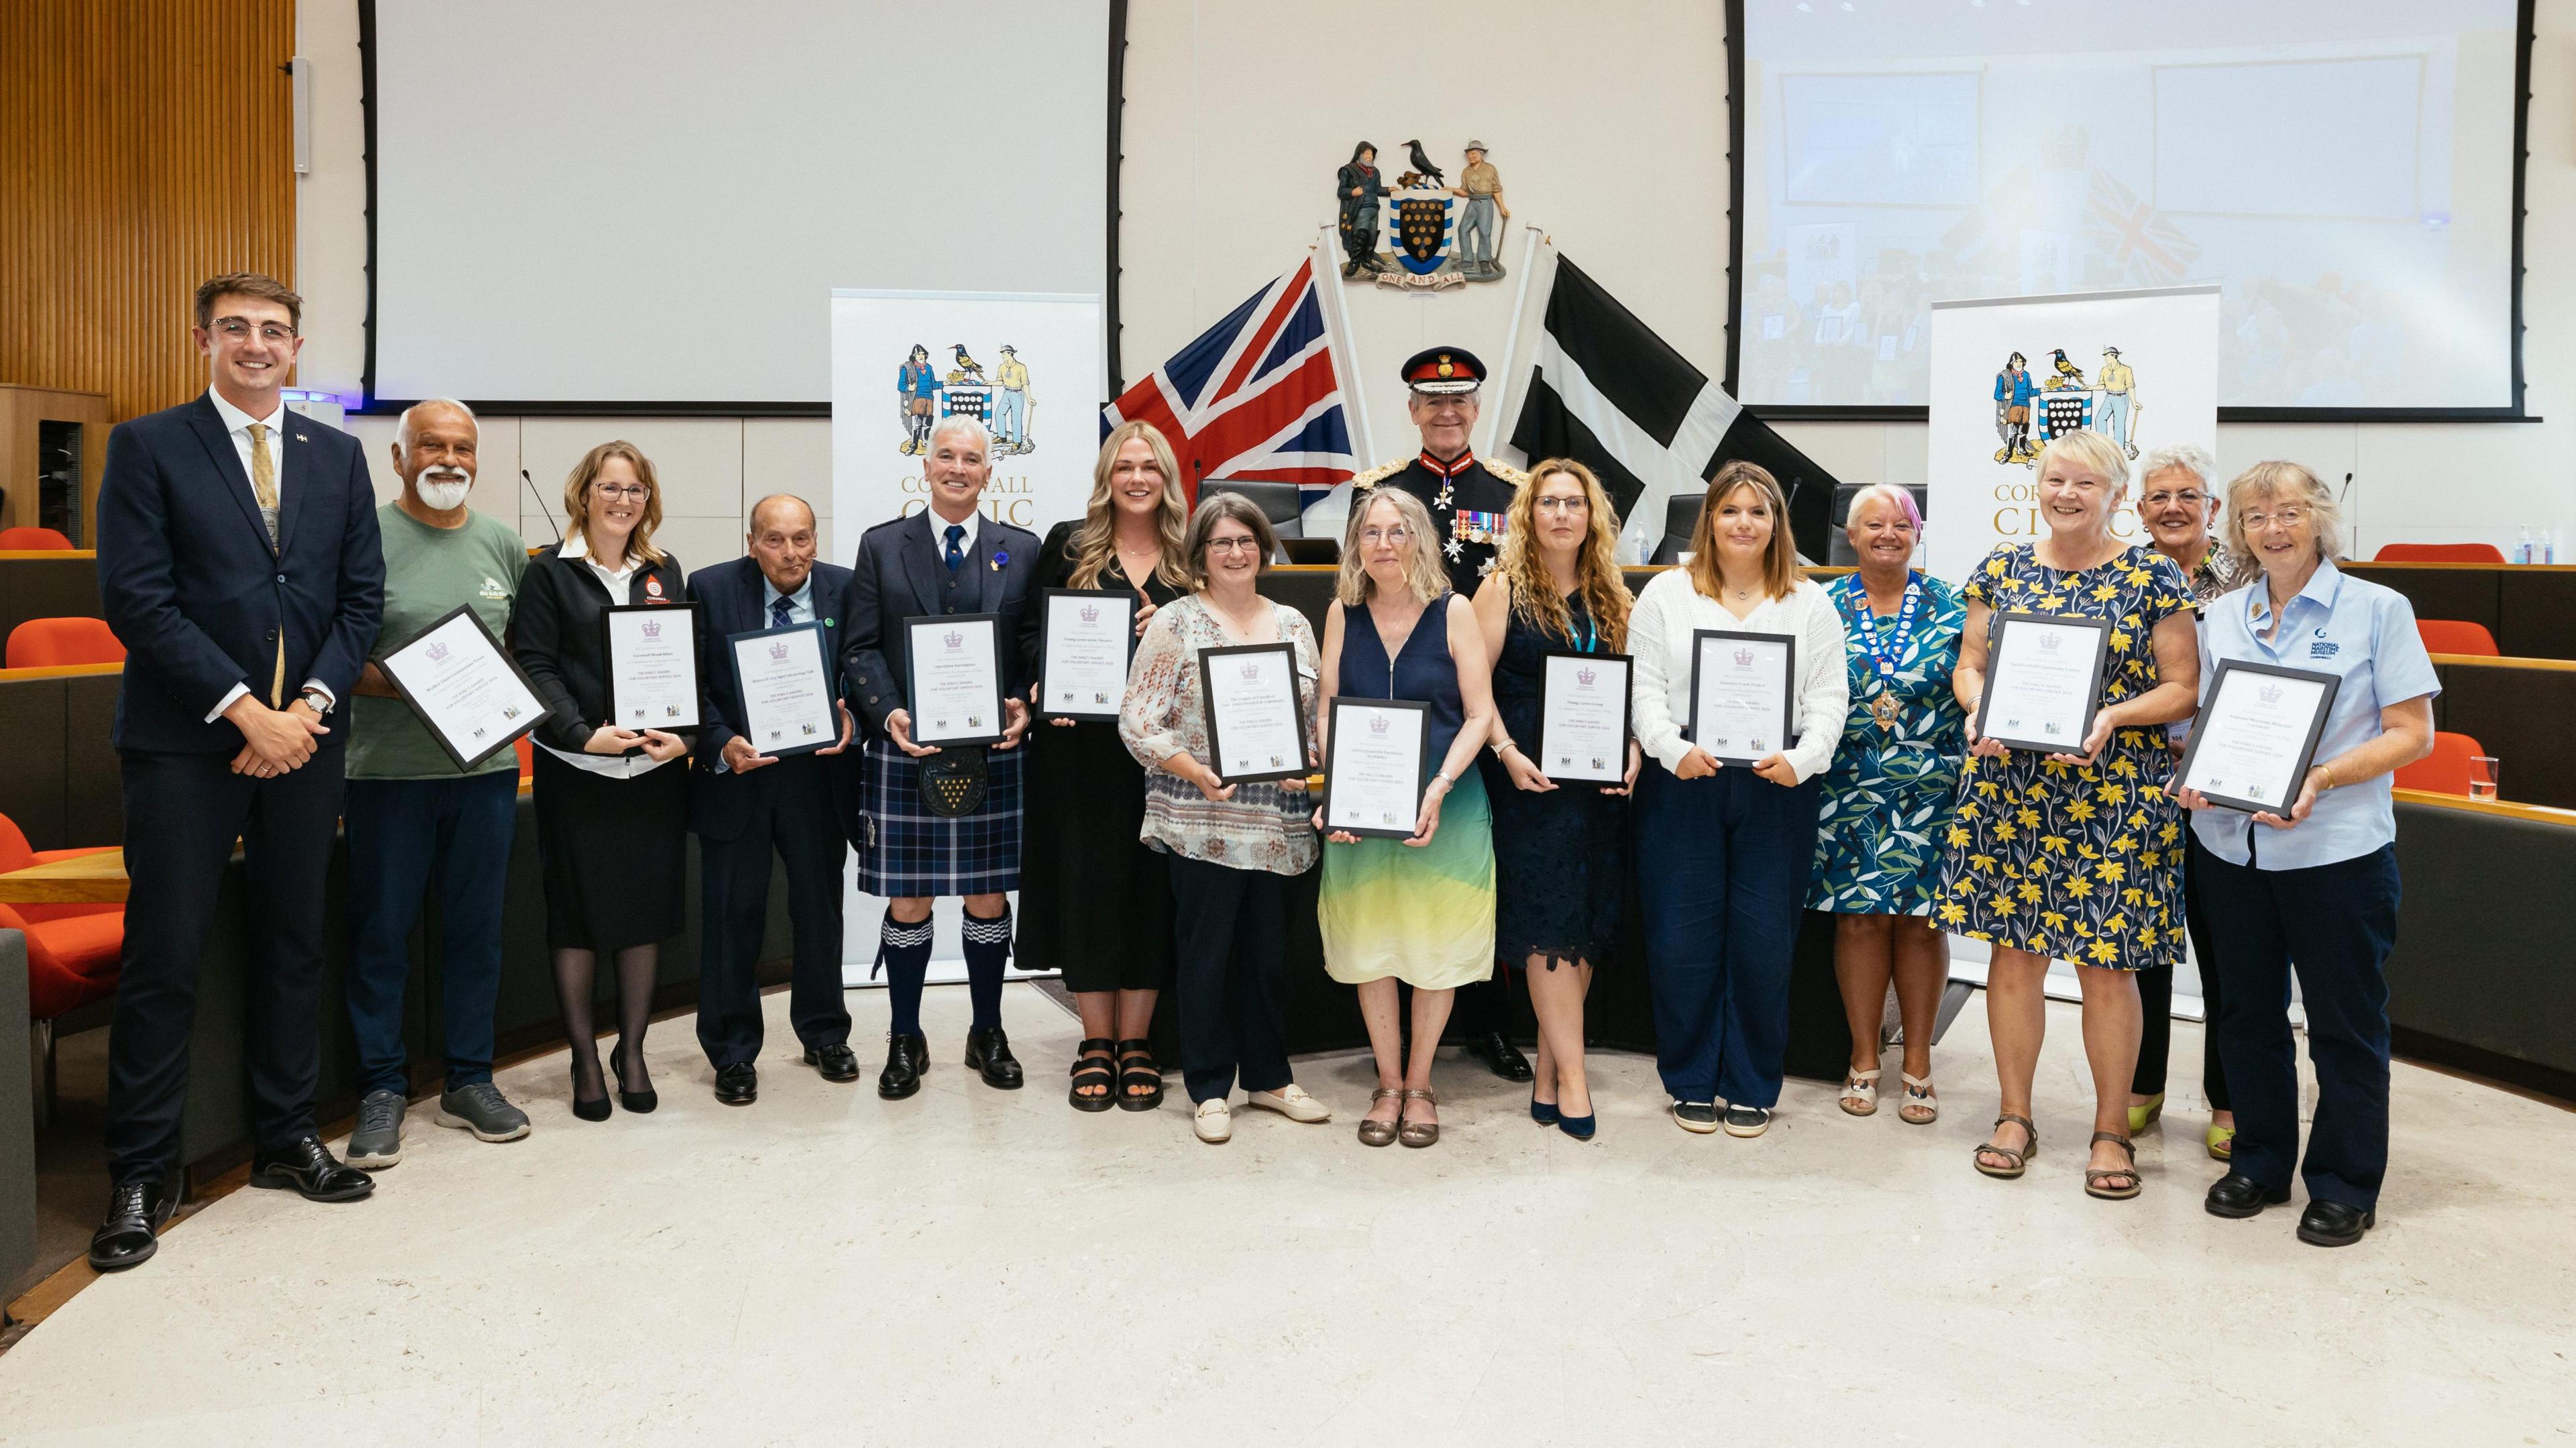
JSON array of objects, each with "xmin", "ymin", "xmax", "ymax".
[{"xmin": 297, "ymin": 688, "xmax": 333, "ymax": 716}]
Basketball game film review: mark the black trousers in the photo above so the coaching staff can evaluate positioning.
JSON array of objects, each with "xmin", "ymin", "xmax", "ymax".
[
  {"xmin": 2199, "ymin": 842, "xmax": 2401, "ymax": 1211},
  {"xmin": 695, "ymin": 756, "xmax": 853, "ymax": 1069},
  {"xmin": 1169, "ymin": 854, "xmax": 1293, "ymax": 1103},
  {"xmin": 105, "ymin": 746, "xmax": 345, "ymax": 1184},
  {"xmin": 2133, "ymin": 832, "xmax": 2231, "ymax": 1108}
]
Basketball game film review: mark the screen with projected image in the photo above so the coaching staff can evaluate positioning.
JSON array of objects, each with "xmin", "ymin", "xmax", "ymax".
[{"xmin": 1734, "ymin": 0, "xmax": 2522, "ymax": 412}]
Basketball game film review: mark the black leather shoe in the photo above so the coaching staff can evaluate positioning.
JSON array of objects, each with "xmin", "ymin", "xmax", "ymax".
[
  {"xmin": 2204, "ymin": 1173, "xmax": 2292, "ymax": 1219},
  {"xmin": 87, "ymin": 1178, "xmax": 178, "ymax": 1272},
  {"xmin": 248, "ymin": 1136, "xmax": 375, "ymax": 1203},
  {"xmin": 714, "ymin": 1062, "xmax": 759, "ymax": 1105},
  {"xmin": 965, "ymin": 1027, "xmax": 1025, "ymax": 1090},
  {"xmin": 879, "ymin": 1032, "xmax": 928, "ymax": 1100},
  {"xmin": 804, "ymin": 1044, "xmax": 861, "ymax": 1082},
  {"xmin": 1468, "ymin": 1031, "xmax": 1534, "ymax": 1082},
  {"xmin": 2297, "ymin": 1199, "xmax": 2376, "ymax": 1247}
]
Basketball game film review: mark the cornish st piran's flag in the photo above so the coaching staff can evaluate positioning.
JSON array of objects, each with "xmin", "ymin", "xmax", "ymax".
[
  {"xmin": 1103, "ymin": 257, "xmax": 1356, "ymax": 510},
  {"xmin": 1507, "ymin": 254, "xmax": 1840, "ymax": 562}
]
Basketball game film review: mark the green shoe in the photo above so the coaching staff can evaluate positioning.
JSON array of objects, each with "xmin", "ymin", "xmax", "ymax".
[
  {"xmin": 2127, "ymin": 1092, "xmax": 2165, "ymax": 1133},
  {"xmin": 2206, "ymin": 1123, "xmax": 2236, "ymax": 1161}
]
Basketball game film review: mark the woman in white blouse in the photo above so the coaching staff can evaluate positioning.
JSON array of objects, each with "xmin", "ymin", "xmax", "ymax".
[{"xmin": 1629, "ymin": 461, "xmax": 1849, "ymax": 1136}]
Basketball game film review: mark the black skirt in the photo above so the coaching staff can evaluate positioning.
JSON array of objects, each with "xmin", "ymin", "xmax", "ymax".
[
  {"xmin": 1015, "ymin": 717, "xmax": 1175, "ymax": 993},
  {"xmin": 531, "ymin": 748, "xmax": 690, "ymax": 952}
]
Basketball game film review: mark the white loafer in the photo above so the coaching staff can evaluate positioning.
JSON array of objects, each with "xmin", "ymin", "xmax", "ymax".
[
  {"xmin": 1246, "ymin": 1084, "xmax": 1332, "ymax": 1123},
  {"xmin": 1193, "ymin": 1099, "xmax": 1232, "ymax": 1143}
]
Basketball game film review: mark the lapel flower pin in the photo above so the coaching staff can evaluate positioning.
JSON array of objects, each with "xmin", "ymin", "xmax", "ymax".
[{"xmin": 990, "ymin": 547, "xmax": 1008, "ymax": 571}]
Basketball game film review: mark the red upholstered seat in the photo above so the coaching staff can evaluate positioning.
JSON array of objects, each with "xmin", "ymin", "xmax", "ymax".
[
  {"xmin": 0, "ymin": 526, "xmax": 76, "ymax": 551},
  {"xmin": 2395, "ymin": 730, "xmax": 2485, "ymax": 797},
  {"xmin": 0, "ymin": 813, "xmax": 124, "ymax": 1020},
  {"xmin": 2414, "ymin": 618, "xmax": 2500, "ymax": 657},
  {"xmin": 2373, "ymin": 542, "xmax": 2510, "ymax": 563},
  {"xmin": 5, "ymin": 616, "xmax": 127, "ymax": 669},
  {"xmin": 516, "ymin": 734, "xmax": 535, "ymax": 781}
]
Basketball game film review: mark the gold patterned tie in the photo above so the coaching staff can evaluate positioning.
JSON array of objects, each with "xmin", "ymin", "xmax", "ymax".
[{"xmin": 246, "ymin": 423, "xmax": 285, "ymax": 704}]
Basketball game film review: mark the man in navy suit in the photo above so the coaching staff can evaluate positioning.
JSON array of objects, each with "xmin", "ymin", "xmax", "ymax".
[
  {"xmin": 88, "ymin": 273, "xmax": 386, "ymax": 1272},
  {"xmin": 688, "ymin": 494, "xmax": 861, "ymax": 1105},
  {"xmin": 841, "ymin": 415, "xmax": 1039, "ymax": 1099}
]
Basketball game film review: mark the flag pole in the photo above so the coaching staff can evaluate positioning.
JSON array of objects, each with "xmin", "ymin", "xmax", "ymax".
[
  {"xmin": 1318, "ymin": 225, "xmax": 1376, "ymax": 460},
  {"xmin": 1480, "ymin": 223, "xmax": 1550, "ymax": 459}
]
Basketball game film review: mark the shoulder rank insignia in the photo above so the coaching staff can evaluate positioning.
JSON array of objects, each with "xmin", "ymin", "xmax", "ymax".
[
  {"xmin": 1486, "ymin": 460, "xmax": 1530, "ymax": 487},
  {"xmin": 1352, "ymin": 459, "xmax": 1408, "ymax": 490}
]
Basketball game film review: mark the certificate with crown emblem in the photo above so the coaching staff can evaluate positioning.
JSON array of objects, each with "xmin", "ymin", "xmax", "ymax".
[
  {"xmin": 2176, "ymin": 659, "xmax": 2341, "ymax": 815},
  {"xmin": 378, "ymin": 604, "xmax": 548, "ymax": 772},
  {"xmin": 726, "ymin": 621, "xmax": 840, "ymax": 759},
  {"xmin": 1973, "ymin": 612, "xmax": 2112, "ymax": 755},
  {"xmin": 1323, "ymin": 697, "xmax": 1430, "ymax": 839},
  {"xmin": 905, "ymin": 614, "xmax": 1008, "ymax": 746},
  {"xmin": 602, "ymin": 602, "xmax": 703, "ymax": 732},
  {"xmin": 1537, "ymin": 651, "xmax": 1633, "ymax": 787},
  {"xmin": 1038, "ymin": 588, "xmax": 1137, "ymax": 722},
  {"xmin": 1687, "ymin": 630, "xmax": 1797, "ymax": 767},
  {"xmin": 1198, "ymin": 642, "xmax": 1308, "ymax": 784}
]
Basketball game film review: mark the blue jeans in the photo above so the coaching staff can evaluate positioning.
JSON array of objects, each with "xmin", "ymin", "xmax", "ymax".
[
  {"xmin": 993, "ymin": 388, "xmax": 1025, "ymax": 445},
  {"xmin": 1633, "ymin": 763, "xmax": 1821, "ymax": 1107},
  {"xmin": 344, "ymin": 772, "xmax": 519, "ymax": 1095}
]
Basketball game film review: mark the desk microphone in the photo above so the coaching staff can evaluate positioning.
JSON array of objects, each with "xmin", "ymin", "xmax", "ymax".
[{"xmin": 521, "ymin": 469, "xmax": 562, "ymax": 543}]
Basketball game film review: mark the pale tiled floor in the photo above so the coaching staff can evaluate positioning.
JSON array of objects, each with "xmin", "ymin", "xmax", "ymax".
[{"xmin": 1, "ymin": 983, "xmax": 2569, "ymax": 1446}]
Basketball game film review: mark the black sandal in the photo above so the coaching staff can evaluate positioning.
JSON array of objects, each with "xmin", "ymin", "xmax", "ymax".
[
  {"xmin": 1067, "ymin": 1038, "xmax": 1116, "ymax": 1112},
  {"xmin": 1114, "ymin": 1038, "xmax": 1163, "ymax": 1112}
]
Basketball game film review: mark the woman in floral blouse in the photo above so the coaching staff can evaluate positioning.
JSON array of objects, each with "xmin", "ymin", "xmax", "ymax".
[
  {"xmin": 1119, "ymin": 493, "xmax": 1331, "ymax": 1144},
  {"xmin": 1937, "ymin": 430, "xmax": 2200, "ymax": 1202}
]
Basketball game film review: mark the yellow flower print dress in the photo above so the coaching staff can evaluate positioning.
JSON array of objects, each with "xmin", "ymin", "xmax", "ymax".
[{"xmin": 1933, "ymin": 543, "xmax": 2192, "ymax": 972}]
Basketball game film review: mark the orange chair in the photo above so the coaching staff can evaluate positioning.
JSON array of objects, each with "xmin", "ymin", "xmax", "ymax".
[
  {"xmin": 0, "ymin": 525, "xmax": 75, "ymax": 551},
  {"xmin": 2414, "ymin": 618, "xmax": 2500, "ymax": 657},
  {"xmin": 515, "ymin": 734, "xmax": 535, "ymax": 782},
  {"xmin": 5, "ymin": 616, "xmax": 126, "ymax": 669},
  {"xmin": 2394, "ymin": 730, "xmax": 2485, "ymax": 797},
  {"xmin": 0, "ymin": 813, "xmax": 123, "ymax": 1022},
  {"xmin": 2373, "ymin": 542, "xmax": 2509, "ymax": 563}
]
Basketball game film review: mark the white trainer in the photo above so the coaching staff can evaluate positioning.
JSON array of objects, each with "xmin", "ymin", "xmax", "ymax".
[
  {"xmin": 1193, "ymin": 1098, "xmax": 1232, "ymax": 1143},
  {"xmin": 1246, "ymin": 1083, "xmax": 1332, "ymax": 1123}
]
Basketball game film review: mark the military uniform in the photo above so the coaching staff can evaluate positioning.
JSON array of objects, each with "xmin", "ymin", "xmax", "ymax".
[{"xmin": 1352, "ymin": 449, "xmax": 1527, "ymax": 596}]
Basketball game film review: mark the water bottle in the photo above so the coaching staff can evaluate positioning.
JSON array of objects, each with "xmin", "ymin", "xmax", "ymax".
[
  {"xmin": 2516, "ymin": 525, "xmax": 2533, "ymax": 563},
  {"xmin": 2546, "ymin": 527, "xmax": 2561, "ymax": 565}
]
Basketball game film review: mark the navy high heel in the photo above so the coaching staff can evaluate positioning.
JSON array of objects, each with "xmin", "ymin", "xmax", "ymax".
[
  {"xmin": 1557, "ymin": 1108, "xmax": 1597, "ymax": 1141},
  {"xmin": 1529, "ymin": 1090, "xmax": 1560, "ymax": 1126}
]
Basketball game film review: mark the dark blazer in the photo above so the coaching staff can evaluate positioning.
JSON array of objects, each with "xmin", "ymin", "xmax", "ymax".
[
  {"xmin": 841, "ymin": 509, "xmax": 1041, "ymax": 737},
  {"xmin": 508, "ymin": 541, "xmax": 693, "ymax": 755},
  {"xmin": 686, "ymin": 555, "xmax": 857, "ymax": 840},
  {"xmin": 95, "ymin": 394, "xmax": 384, "ymax": 753}
]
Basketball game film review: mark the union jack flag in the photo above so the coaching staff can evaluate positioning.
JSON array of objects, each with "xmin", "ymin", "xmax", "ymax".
[
  {"xmin": 1102, "ymin": 257, "xmax": 1356, "ymax": 509},
  {"xmin": 2083, "ymin": 168, "xmax": 2202, "ymax": 285}
]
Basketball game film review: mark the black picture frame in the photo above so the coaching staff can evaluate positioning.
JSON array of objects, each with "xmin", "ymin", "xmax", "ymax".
[
  {"xmin": 904, "ymin": 612, "xmax": 1009, "ymax": 746},
  {"xmin": 1322, "ymin": 696, "xmax": 1432, "ymax": 840},
  {"xmin": 1036, "ymin": 587, "xmax": 1138, "ymax": 722},
  {"xmin": 1685, "ymin": 628, "xmax": 1799, "ymax": 765},
  {"xmin": 374, "ymin": 604, "xmax": 547, "ymax": 773},
  {"xmin": 1536, "ymin": 650, "xmax": 1634, "ymax": 787},
  {"xmin": 1197, "ymin": 641, "xmax": 1307, "ymax": 785},
  {"xmin": 600, "ymin": 601, "xmax": 702, "ymax": 732},
  {"xmin": 1973, "ymin": 610, "xmax": 2113, "ymax": 755},
  {"xmin": 724, "ymin": 620, "xmax": 841, "ymax": 761},
  {"xmin": 2176, "ymin": 659, "xmax": 2343, "ymax": 815}
]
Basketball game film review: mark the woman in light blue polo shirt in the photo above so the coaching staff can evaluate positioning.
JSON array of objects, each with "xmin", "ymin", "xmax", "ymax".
[{"xmin": 2176, "ymin": 460, "xmax": 2436, "ymax": 1249}]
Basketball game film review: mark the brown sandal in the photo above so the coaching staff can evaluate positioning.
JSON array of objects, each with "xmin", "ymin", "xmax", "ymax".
[
  {"xmin": 2085, "ymin": 1131, "xmax": 2142, "ymax": 1200},
  {"xmin": 1356, "ymin": 1088, "xmax": 1401, "ymax": 1148},
  {"xmin": 1397, "ymin": 1088, "xmax": 1440, "ymax": 1148},
  {"xmin": 1973, "ymin": 1113, "xmax": 2037, "ymax": 1179}
]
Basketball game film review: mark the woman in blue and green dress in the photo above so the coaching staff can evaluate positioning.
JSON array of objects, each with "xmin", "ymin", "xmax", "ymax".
[{"xmin": 1810, "ymin": 486, "xmax": 1964, "ymax": 1127}]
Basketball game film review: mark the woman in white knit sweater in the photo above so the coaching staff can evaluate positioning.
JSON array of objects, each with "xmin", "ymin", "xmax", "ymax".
[{"xmin": 1628, "ymin": 461, "xmax": 1849, "ymax": 1136}]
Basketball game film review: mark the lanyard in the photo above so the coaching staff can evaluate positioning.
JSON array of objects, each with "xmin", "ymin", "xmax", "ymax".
[{"xmin": 1845, "ymin": 573, "xmax": 1920, "ymax": 678}]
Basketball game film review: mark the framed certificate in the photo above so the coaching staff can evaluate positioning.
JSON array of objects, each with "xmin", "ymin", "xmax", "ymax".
[
  {"xmin": 1198, "ymin": 642, "xmax": 1307, "ymax": 784},
  {"xmin": 726, "ymin": 621, "xmax": 841, "ymax": 759},
  {"xmin": 376, "ymin": 605, "xmax": 549, "ymax": 772},
  {"xmin": 905, "ymin": 613, "xmax": 1007, "ymax": 746},
  {"xmin": 1322, "ymin": 697, "xmax": 1430, "ymax": 840},
  {"xmin": 601, "ymin": 602, "xmax": 702, "ymax": 731},
  {"xmin": 1686, "ymin": 630, "xmax": 1796, "ymax": 765},
  {"xmin": 1038, "ymin": 588, "xmax": 1137, "ymax": 721},
  {"xmin": 1975, "ymin": 612, "xmax": 2112, "ymax": 754},
  {"xmin": 2177, "ymin": 660, "xmax": 2341, "ymax": 814},
  {"xmin": 1536, "ymin": 651, "xmax": 1632, "ymax": 786}
]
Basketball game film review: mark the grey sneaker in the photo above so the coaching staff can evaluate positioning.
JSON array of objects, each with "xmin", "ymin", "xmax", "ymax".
[
  {"xmin": 1723, "ymin": 1104, "xmax": 1772, "ymax": 1137},
  {"xmin": 348, "ymin": 1089, "xmax": 407, "ymax": 1168},
  {"xmin": 435, "ymin": 1082, "xmax": 531, "ymax": 1143},
  {"xmin": 1672, "ymin": 1100, "xmax": 1721, "ymax": 1134}
]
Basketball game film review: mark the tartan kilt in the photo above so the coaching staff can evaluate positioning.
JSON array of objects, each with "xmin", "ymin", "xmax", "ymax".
[{"xmin": 857, "ymin": 736, "xmax": 1022, "ymax": 897}]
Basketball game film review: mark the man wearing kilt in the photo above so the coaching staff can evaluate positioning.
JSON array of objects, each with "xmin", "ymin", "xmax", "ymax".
[{"xmin": 843, "ymin": 414, "xmax": 1040, "ymax": 1099}]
